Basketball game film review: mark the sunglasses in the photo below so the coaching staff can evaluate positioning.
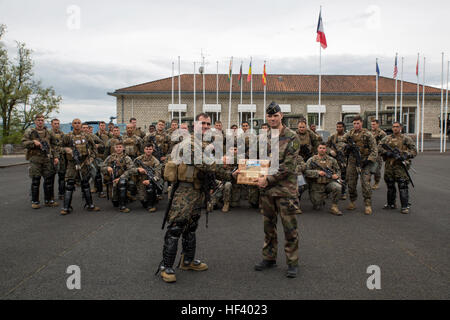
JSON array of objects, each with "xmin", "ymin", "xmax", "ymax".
[{"xmin": 201, "ymin": 122, "xmax": 211, "ymax": 126}]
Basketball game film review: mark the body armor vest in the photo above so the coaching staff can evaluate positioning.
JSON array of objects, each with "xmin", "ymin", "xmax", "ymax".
[
  {"xmin": 350, "ymin": 129, "xmax": 370, "ymax": 157},
  {"xmin": 123, "ymin": 136, "xmax": 138, "ymax": 157}
]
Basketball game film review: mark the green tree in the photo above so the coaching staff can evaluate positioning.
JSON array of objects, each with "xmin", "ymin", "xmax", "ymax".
[{"xmin": 0, "ymin": 24, "xmax": 61, "ymax": 144}]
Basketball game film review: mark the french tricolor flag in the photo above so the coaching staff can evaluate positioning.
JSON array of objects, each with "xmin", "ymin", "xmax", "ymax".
[{"xmin": 316, "ymin": 8, "xmax": 327, "ymax": 49}]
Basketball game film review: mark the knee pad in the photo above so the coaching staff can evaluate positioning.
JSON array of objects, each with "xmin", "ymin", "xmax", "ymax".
[
  {"xmin": 166, "ymin": 223, "xmax": 184, "ymax": 238},
  {"xmin": 397, "ymin": 179, "xmax": 409, "ymax": 190},
  {"xmin": 118, "ymin": 178, "xmax": 127, "ymax": 189},
  {"xmin": 185, "ymin": 215, "xmax": 200, "ymax": 233},
  {"xmin": 81, "ymin": 179, "xmax": 90, "ymax": 190},
  {"xmin": 385, "ymin": 177, "xmax": 395, "ymax": 188},
  {"xmin": 66, "ymin": 179, "xmax": 76, "ymax": 191},
  {"xmin": 32, "ymin": 176, "xmax": 41, "ymax": 187}
]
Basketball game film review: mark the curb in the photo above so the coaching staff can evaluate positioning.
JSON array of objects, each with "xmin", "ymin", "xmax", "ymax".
[{"xmin": 0, "ymin": 162, "xmax": 29, "ymax": 168}]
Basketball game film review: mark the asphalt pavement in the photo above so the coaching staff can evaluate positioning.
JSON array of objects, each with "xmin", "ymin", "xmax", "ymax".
[{"xmin": 0, "ymin": 152, "xmax": 449, "ymax": 300}]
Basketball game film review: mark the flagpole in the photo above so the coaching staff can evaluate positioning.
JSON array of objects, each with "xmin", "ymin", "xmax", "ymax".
[
  {"xmin": 440, "ymin": 52, "xmax": 444, "ymax": 153},
  {"xmin": 171, "ymin": 61, "xmax": 174, "ymax": 120},
  {"xmin": 421, "ymin": 57, "xmax": 426, "ymax": 152},
  {"xmin": 416, "ymin": 53, "xmax": 420, "ymax": 148},
  {"xmin": 178, "ymin": 56, "xmax": 182, "ymax": 125},
  {"xmin": 240, "ymin": 61, "xmax": 243, "ymax": 104},
  {"xmin": 250, "ymin": 56, "xmax": 253, "ymax": 131},
  {"xmin": 400, "ymin": 56, "xmax": 404, "ymax": 124},
  {"xmin": 444, "ymin": 60, "xmax": 449, "ymax": 152},
  {"xmin": 202, "ymin": 54, "xmax": 206, "ymax": 106},
  {"xmin": 193, "ymin": 61, "xmax": 196, "ymax": 120},
  {"xmin": 394, "ymin": 52, "xmax": 398, "ymax": 122},
  {"xmin": 376, "ymin": 58, "xmax": 379, "ymax": 120},
  {"xmin": 228, "ymin": 56, "xmax": 233, "ymax": 129},
  {"xmin": 319, "ymin": 44, "xmax": 322, "ymax": 129},
  {"xmin": 264, "ymin": 60, "xmax": 267, "ymax": 121},
  {"xmin": 216, "ymin": 60, "xmax": 219, "ymax": 123}
]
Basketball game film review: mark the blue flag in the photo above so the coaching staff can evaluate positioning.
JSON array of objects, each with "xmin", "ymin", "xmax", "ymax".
[{"xmin": 376, "ymin": 61, "xmax": 380, "ymax": 76}]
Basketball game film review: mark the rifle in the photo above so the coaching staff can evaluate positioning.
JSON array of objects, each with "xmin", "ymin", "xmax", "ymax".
[
  {"xmin": 329, "ymin": 141, "xmax": 346, "ymax": 165},
  {"xmin": 201, "ymin": 172, "xmax": 217, "ymax": 228},
  {"xmin": 346, "ymin": 136, "xmax": 362, "ymax": 175},
  {"xmin": 32, "ymin": 130, "xmax": 51, "ymax": 157},
  {"xmin": 105, "ymin": 161, "xmax": 119, "ymax": 200},
  {"xmin": 300, "ymin": 144, "xmax": 313, "ymax": 160},
  {"xmin": 161, "ymin": 181, "xmax": 179, "ymax": 230},
  {"xmin": 71, "ymin": 141, "xmax": 86, "ymax": 183},
  {"xmin": 134, "ymin": 159, "xmax": 164, "ymax": 193},
  {"xmin": 381, "ymin": 143, "xmax": 415, "ymax": 188},
  {"xmin": 148, "ymin": 136, "xmax": 164, "ymax": 161},
  {"xmin": 210, "ymin": 166, "xmax": 238, "ymax": 199},
  {"xmin": 310, "ymin": 161, "xmax": 345, "ymax": 186}
]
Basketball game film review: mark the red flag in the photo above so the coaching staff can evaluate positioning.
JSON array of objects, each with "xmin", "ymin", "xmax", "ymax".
[
  {"xmin": 316, "ymin": 9, "xmax": 327, "ymax": 49},
  {"xmin": 416, "ymin": 56, "xmax": 419, "ymax": 76},
  {"xmin": 262, "ymin": 63, "xmax": 267, "ymax": 86}
]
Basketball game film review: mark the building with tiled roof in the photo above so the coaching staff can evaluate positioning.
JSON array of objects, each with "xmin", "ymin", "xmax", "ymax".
[{"xmin": 108, "ymin": 74, "xmax": 443, "ymax": 135}]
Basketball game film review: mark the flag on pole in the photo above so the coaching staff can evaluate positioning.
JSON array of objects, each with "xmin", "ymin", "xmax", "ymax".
[
  {"xmin": 262, "ymin": 63, "xmax": 267, "ymax": 86},
  {"xmin": 393, "ymin": 55, "xmax": 398, "ymax": 79},
  {"xmin": 376, "ymin": 61, "xmax": 380, "ymax": 76},
  {"xmin": 238, "ymin": 62, "xmax": 242, "ymax": 86},
  {"xmin": 247, "ymin": 60, "xmax": 252, "ymax": 82},
  {"xmin": 316, "ymin": 8, "xmax": 327, "ymax": 49},
  {"xmin": 228, "ymin": 59, "xmax": 232, "ymax": 81}
]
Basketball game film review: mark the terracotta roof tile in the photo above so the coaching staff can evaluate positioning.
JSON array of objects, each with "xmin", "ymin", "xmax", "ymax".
[{"xmin": 112, "ymin": 74, "xmax": 441, "ymax": 95}]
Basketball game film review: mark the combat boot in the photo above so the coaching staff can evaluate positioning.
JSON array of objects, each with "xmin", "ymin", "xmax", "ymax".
[
  {"xmin": 364, "ymin": 199, "xmax": 372, "ymax": 215},
  {"xmin": 160, "ymin": 267, "xmax": 176, "ymax": 283},
  {"xmin": 179, "ymin": 255, "xmax": 208, "ymax": 271},
  {"xmin": 340, "ymin": 193, "xmax": 347, "ymax": 200},
  {"xmin": 82, "ymin": 183, "xmax": 100, "ymax": 212},
  {"xmin": 401, "ymin": 207, "xmax": 409, "ymax": 214},
  {"xmin": 330, "ymin": 204, "xmax": 342, "ymax": 216},
  {"xmin": 286, "ymin": 265, "xmax": 298, "ymax": 278},
  {"xmin": 31, "ymin": 177, "xmax": 41, "ymax": 209},
  {"xmin": 254, "ymin": 260, "xmax": 277, "ymax": 271},
  {"xmin": 44, "ymin": 177, "xmax": 59, "ymax": 207},
  {"xmin": 179, "ymin": 231, "xmax": 208, "ymax": 271},
  {"xmin": 148, "ymin": 207, "xmax": 156, "ymax": 213},
  {"xmin": 372, "ymin": 182, "xmax": 380, "ymax": 190},
  {"xmin": 346, "ymin": 201, "xmax": 356, "ymax": 211},
  {"xmin": 398, "ymin": 179, "xmax": 410, "ymax": 215},
  {"xmin": 222, "ymin": 201, "xmax": 230, "ymax": 213}
]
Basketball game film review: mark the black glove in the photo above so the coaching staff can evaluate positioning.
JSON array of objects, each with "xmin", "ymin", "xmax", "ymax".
[
  {"xmin": 385, "ymin": 151, "xmax": 394, "ymax": 158},
  {"xmin": 362, "ymin": 159, "xmax": 372, "ymax": 168}
]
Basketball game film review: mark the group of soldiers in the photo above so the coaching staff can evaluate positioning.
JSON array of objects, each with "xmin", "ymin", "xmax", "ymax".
[{"xmin": 22, "ymin": 102, "xmax": 417, "ymax": 283}]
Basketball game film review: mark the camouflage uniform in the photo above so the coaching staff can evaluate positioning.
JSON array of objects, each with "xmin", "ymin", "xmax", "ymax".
[
  {"xmin": 305, "ymin": 155, "xmax": 342, "ymax": 208},
  {"xmin": 61, "ymin": 131, "xmax": 99, "ymax": 213},
  {"xmin": 133, "ymin": 127, "xmax": 146, "ymax": 140},
  {"xmin": 93, "ymin": 129, "xmax": 112, "ymax": 197},
  {"xmin": 144, "ymin": 129, "xmax": 170, "ymax": 158},
  {"xmin": 50, "ymin": 128, "xmax": 66, "ymax": 199},
  {"xmin": 122, "ymin": 134, "xmax": 143, "ymax": 159},
  {"xmin": 95, "ymin": 130, "xmax": 112, "ymax": 160},
  {"xmin": 260, "ymin": 126, "xmax": 301, "ymax": 267},
  {"xmin": 133, "ymin": 154, "xmax": 161, "ymax": 211},
  {"xmin": 371, "ymin": 128, "xmax": 387, "ymax": 185},
  {"xmin": 343, "ymin": 128, "xmax": 378, "ymax": 210},
  {"xmin": 105, "ymin": 135, "xmax": 123, "ymax": 158},
  {"xmin": 22, "ymin": 127, "xmax": 60, "ymax": 207},
  {"xmin": 159, "ymin": 133, "xmax": 228, "ymax": 282},
  {"xmin": 378, "ymin": 133, "xmax": 417, "ymax": 212},
  {"xmin": 101, "ymin": 153, "xmax": 135, "ymax": 211},
  {"xmin": 327, "ymin": 132, "xmax": 348, "ymax": 198}
]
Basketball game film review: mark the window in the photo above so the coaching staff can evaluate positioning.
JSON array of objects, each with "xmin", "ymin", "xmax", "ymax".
[{"xmin": 307, "ymin": 113, "xmax": 324, "ymax": 127}]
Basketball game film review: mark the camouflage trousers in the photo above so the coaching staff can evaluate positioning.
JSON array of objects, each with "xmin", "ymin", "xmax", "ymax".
[
  {"xmin": 28, "ymin": 155, "xmax": 53, "ymax": 178},
  {"xmin": 346, "ymin": 162, "xmax": 372, "ymax": 202},
  {"xmin": 223, "ymin": 182, "xmax": 242, "ymax": 206},
  {"xmin": 384, "ymin": 163, "xmax": 409, "ymax": 182},
  {"xmin": 65, "ymin": 160, "xmax": 92, "ymax": 182},
  {"xmin": 309, "ymin": 181, "xmax": 342, "ymax": 207},
  {"xmin": 373, "ymin": 156, "xmax": 384, "ymax": 183},
  {"xmin": 260, "ymin": 194, "xmax": 299, "ymax": 267},
  {"xmin": 248, "ymin": 185, "xmax": 260, "ymax": 207},
  {"xmin": 167, "ymin": 184, "xmax": 202, "ymax": 227}
]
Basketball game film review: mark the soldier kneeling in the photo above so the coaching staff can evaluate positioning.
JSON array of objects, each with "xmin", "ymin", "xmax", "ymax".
[
  {"xmin": 102, "ymin": 142, "xmax": 135, "ymax": 213},
  {"xmin": 134, "ymin": 143, "xmax": 162, "ymax": 213},
  {"xmin": 305, "ymin": 143, "xmax": 343, "ymax": 216}
]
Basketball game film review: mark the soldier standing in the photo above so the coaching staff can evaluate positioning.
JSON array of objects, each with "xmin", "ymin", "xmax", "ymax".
[
  {"xmin": 305, "ymin": 143, "xmax": 343, "ymax": 215},
  {"xmin": 49, "ymin": 118, "xmax": 66, "ymax": 200},
  {"xmin": 309, "ymin": 123, "xmax": 323, "ymax": 143},
  {"xmin": 327, "ymin": 121, "xmax": 348, "ymax": 200},
  {"xmin": 157, "ymin": 113, "xmax": 237, "ymax": 283},
  {"xmin": 378, "ymin": 122, "xmax": 417, "ymax": 214},
  {"xmin": 370, "ymin": 119, "xmax": 387, "ymax": 190},
  {"xmin": 129, "ymin": 117, "xmax": 146, "ymax": 139},
  {"xmin": 22, "ymin": 114, "xmax": 60, "ymax": 209},
  {"xmin": 102, "ymin": 142, "xmax": 135, "ymax": 213},
  {"xmin": 134, "ymin": 143, "xmax": 162, "ymax": 213},
  {"xmin": 60, "ymin": 118, "xmax": 101, "ymax": 215},
  {"xmin": 105, "ymin": 126, "xmax": 123, "ymax": 158},
  {"xmin": 82, "ymin": 123, "xmax": 105, "ymax": 198},
  {"xmin": 343, "ymin": 115, "xmax": 378, "ymax": 215},
  {"xmin": 95, "ymin": 121, "xmax": 112, "ymax": 198},
  {"xmin": 255, "ymin": 102, "xmax": 301, "ymax": 278}
]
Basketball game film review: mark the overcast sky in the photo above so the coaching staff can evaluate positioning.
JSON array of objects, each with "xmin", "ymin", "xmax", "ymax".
[{"xmin": 1, "ymin": 0, "xmax": 449, "ymax": 123}]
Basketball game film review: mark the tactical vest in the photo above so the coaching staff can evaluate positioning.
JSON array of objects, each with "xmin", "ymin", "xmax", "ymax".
[
  {"xmin": 297, "ymin": 130, "xmax": 312, "ymax": 146},
  {"xmin": 70, "ymin": 132, "xmax": 90, "ymax": 157},
  {"xmin": 123, "ymin": 135, "xmax": 138, "ymax": 157},
  {"xmin": 372, "ymin": 129, "xmax": 384, "ymax": 144},
  {"xmin": 51, "ymin": 130, "xmax": 64, "ymax": 146},
  {"xmin": 350, "ymin": 129, "xmax": 370, "ymax": 157},
  {"xmin": 108, "ymin": 154, "xmax": 128, "ymax": 177},
  {"xmin": 313, "ymin": 156, "xmax": 335, "ymax": 184},
  {"xmin": 386, "ymin": 134, "xmax": 407, "ymax": 151},
  {"xmin": 331, "ymin": 134, "xmax": 346, "ymax": 152},
  {"xmin": 109, "ymin": 137, "xmax": 122, "ymax": 154},
  {"xmin": 96, "ymin": 131, "xmax": 111, "ymax": 144},
  {"xmin": 27, "ymin": 128, "xmax": 52, "ymax": 159}
]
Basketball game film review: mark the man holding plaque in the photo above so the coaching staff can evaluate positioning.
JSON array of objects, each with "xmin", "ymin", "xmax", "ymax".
[{"xmin": 254, "ymin": 102, "xmax": 301, "ymax": 278}]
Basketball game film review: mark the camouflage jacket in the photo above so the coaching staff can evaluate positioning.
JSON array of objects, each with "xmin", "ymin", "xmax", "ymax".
[
  {"xmin": 144, "ymin": 130, "xmax": 170, "ymax": 156},
  {"xmin": 296, "ymin": 129, "xmax": 319, "ymax": 160},
  {"xmin": 101, "ymin": 153, "xmax": 136, "ymax": 180},
  {"xmin": 326, "ymin": 132, "xmax": 347, "ymax": 166},
  {"xmin": 122, "ymin": 134, "xmax": 143, "ymax": 159},
  {"xmin": 50, "ymin": 128, "xmax": 65, "ymax": 157},
  {"xmin": 343, "ymin": 128, "xmax": 378, "ymax": 163},
  {"xmin": 133, "ymin": 154, "xmax": 161, "ymax": 183},
  {"xmin": 133, "ymin": 127, "xmax": 146, "ymax": 139},
  {"xmin": 105, "ymin": 135, "xmax": 123, "ymax": 158},
  {"xmin": 61, "ymin": 131, "xmax": 96, "ymax": 164},
  {"xmin": 22, "ymin": 127, "xmax": 59, "ymax": 160},
  {"xmin": 371, "ymin": 128, "xmax": 387, "ymax": 145},
  {"xmin": 96, "ymin": 130, "xmax": 112, "ymax": 144},
  {"xmin": 305, "ymin": 154, "xmax": 341, "ymax": 184},
  {"xmin": 264, "ymin": 126, "xmax": 300, "ymax": 198},
  {"xmin": 378, "ymin": 133, "xmax": 417, "ymax": 168}
]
